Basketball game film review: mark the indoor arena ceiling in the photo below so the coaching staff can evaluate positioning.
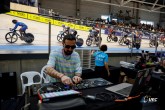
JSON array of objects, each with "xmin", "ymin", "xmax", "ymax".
[{"xmin": 82, "ymin": 0, "xmax": 165, "ymax": 14}]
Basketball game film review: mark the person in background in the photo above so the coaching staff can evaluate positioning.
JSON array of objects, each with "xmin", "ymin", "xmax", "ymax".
[
  {"xmin": 91, "ymin": 44, "xmax": 110, "ymax": 80},
  {"xmin": 91, "ymin": 26, "xmax": 99, "ymax": 38},
  {"xmin": 11, "ymin": 19, "xmax": 28, "ymax": 40},
  {"xmin": 155, "ymin": 59, "xmax": 165, "ymax": 73},
  {"xmin": 45, "ymin": 34, "xmax": 82, "ymax": 85},
  {"xmin": 135, "ymin": 56, "xmax": 146, "ymax": 70}
]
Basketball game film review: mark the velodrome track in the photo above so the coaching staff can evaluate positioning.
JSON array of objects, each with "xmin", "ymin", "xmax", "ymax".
[{"xmin": 0, "ymin": 14, "xmax": 164, "ymax": 53}]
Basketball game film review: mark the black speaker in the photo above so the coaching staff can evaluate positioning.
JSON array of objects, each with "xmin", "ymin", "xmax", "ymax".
[
  {"xmin": 0, "ymin": 72, "xmax": 17, "ymax": 100},
  {"xmin": 0, "ymin": 0, "xmax": 10, "ymax": 13}
]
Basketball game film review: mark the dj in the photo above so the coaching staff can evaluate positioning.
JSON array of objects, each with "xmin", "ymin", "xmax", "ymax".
[{"xmin": 45, "ymin": 34, "xmax": 82, "ymax": 86}]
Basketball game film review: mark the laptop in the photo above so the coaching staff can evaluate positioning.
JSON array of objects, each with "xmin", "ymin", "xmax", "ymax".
[{"xmin": 105, "ymin": 69, "xmax": 151, "ymax": 97}]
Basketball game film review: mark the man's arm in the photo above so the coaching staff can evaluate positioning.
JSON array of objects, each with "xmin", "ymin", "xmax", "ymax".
[
  {"xmin": 104, "ymin": 55, "xmax": 110, "ymax": 76},
  {"xmin": 104, "ymin": 62, "xmax": 110, "ymax": 76},
  {"xmin": 46, "ymin": 66, "xmax": 64, "ymax": 79},
  {"xmin": 73, "ymin": 54, "xmax": 82, "ymax": 83},
  {"xmin": 46, "ymin": 66, "xmax": 73, "ymax": 85}
]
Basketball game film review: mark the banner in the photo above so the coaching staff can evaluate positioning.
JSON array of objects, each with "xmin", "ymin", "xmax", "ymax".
[{"xmin": 7, "ymin": 11, "xmax": 91, "ymax": 32}]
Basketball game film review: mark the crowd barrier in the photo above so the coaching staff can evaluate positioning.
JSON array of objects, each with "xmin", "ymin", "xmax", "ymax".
[{"xmin": 6, "ymin": 11, "xmax": 92, "ymax": 32}]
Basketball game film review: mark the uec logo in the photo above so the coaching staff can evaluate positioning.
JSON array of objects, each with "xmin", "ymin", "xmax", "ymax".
[{"xmin": 140, "ymin": 95, "xmax": 158, "ymax": 103}]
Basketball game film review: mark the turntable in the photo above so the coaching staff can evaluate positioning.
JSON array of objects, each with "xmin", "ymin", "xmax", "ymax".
[{"xmin": 72, "ymin": 78, "xmax": 113, "ymax": 90}]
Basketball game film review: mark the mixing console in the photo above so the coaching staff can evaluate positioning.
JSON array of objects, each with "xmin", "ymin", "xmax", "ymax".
[
  {"xmin": 38, "ymin": 78, "xmax": 113, "ymax": 103},
  {"xmin": 72, "ymin": 78, "xmax": 113, "ymax": 90}
]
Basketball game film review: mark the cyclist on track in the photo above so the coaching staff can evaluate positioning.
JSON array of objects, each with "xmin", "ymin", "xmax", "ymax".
[
  {"xmin": 61, "ymin": 25, "xmax": 78, "ymax": 37},
  {"xmin": 11, "ymin": 19, "xmax": 28, "ymax": 40},
  {"xmin": 89, "ymin": 26, "xmax": 99, "ymax": 38},
  {"xmin": 62, "ymin": 24, "xmax": 66, "ymax": 32},
  {"xmin": 69, "ymin": 28, "xmax": 78, "ymax": 37}
]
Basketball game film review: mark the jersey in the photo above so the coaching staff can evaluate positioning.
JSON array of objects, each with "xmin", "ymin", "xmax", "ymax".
[
  {"xmin": 92, "ymin": 51, "xmax": 109, "ymax": 66},
  {"xmin": 12, "ymin": 22, "xmax": 28, "ymax": 31}
]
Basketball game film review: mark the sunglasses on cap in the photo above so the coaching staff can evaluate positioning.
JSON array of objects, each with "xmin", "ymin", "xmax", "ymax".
[{"xmin": 64, "ymin": 45, "xmax": 76, "ymax": 49}]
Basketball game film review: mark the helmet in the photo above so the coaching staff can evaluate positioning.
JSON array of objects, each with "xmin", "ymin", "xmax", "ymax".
[
  {"xmin": 12, "ymin": 19, "xmax": 17, "ymax": 24},
  {"xmin": 62, "ymin": 24, "xmax": 65, "ymax": 28}
]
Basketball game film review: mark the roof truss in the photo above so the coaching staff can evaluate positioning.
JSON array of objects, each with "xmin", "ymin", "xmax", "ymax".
[{"xmin": 82, "ymin": 0, "xmax": 165, "ymax": 14}]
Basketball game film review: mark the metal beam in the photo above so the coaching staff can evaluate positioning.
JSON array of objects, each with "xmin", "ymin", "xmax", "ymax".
[
  {"xmin": 132, "ymin": 0, "xmax": 165, "ymax": 7},
  {"xmin": 122, "ymin": 0, "xmax": 132, "ymax": 6},
  {"xmin": 152, "ymin": 6, "xmax": 163, "ymax": 11},
  {"xmin": 151, "ymin": 0, "xmax": 159, "ymax": 10},
  {"xmin": 120, "ymin": 0, "xmax": 124, "ymax": 5},
  {"xmin": 82, "ymin": 0, "xmax": 165, "ymax": 14}
]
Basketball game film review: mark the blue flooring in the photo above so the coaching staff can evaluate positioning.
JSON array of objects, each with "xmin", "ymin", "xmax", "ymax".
[{"xmin": 0, "ymin": 45, "xmax": 160, "ymax": 53}]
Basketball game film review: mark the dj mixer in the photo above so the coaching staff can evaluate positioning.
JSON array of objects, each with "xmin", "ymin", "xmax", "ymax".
[
  {"xmin": 72, "ymin": 78, "xmax": 113, "ymax": 90},
  {"xmin": 38, "ymin": 78, "xmax": 113, "ymax": 103}
]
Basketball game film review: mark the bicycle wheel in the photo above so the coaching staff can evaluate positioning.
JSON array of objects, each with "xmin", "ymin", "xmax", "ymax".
[
  {"xmin": 118, "ymin": 38, "xmax": 123, "ymax": 45},
  {"xmin": 113, "ymin": 36, "xmax": 118, "ymax": 42},
  {"xmin": 5, "ymin": 32, "xmax": 18, "ymax": 43},
  {"xmin": 107, "ymin": 35, "xmax": 111, "ymax": 42},
  {"xmin": 86, "ymin": 38, "xmax": 92, "ymax": 46},
  {"xmin": 128, "ymin": 43, "xmax": 132, "ymax": 49},
  {"xmin": 96, "ymin": 37, "xmax": 102, "ymax": 46},
  {"xmin": 76, "ymin": 38, "xmax": 84, "ymax": 47},
  {"xmin": 24, "ymin": 33, "xmax": 34, "ymax": 43},
  {"xmin": 149, "ymin": 41, "xmax": 153, "ymax": 47},
  {"xmin": 57, "ymin": 34, "xmax": 64, "ymax": 42},
  {"xmin": 136, "ymin": 43, "xmax": 140, "ymax": 49}
]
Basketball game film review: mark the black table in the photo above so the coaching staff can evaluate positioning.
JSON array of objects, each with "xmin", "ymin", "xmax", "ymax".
[
  {"xmin": 120, "ymin": 67, "xmax": 138, "ymax": 79},
  {"xmin": 150, "ymin": 72, "xmax": 165, "ymax": 110},
  {"xmin": 29, "ymin": 85, "xmax": 143, "ymax": 110}
]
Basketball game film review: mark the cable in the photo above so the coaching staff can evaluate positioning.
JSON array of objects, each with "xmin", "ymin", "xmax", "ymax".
[{"xmin": 95, "ymin": 92, "xmax": 118, "ymax": 102}]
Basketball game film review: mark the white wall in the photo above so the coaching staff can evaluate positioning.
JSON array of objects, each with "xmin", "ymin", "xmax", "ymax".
[
  {"xmin": 39, "ymin": 0, "xmax": 76, "ymax": 17},
  {"xmin": 139, "ymin": 5, "xmax": 160, "ymax": 26},
  {"xmin": 80, "ymin": 0, "xmax": 110, "ymax": 19}
]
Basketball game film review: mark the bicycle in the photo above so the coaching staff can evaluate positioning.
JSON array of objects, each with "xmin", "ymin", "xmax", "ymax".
[
  {"xmin": 107, "ymin": 32, "xmax": 118, "ymax": 42},
  {"xmin": 118, "ymin": 35, "xmax": 130, "ymax": 45},
  {"xmin": 57, "ymin": 31, "xmax": 66, "ymax": 42},
  {"xmin": 5, "ymin": 29, "xmax": 34, "ymax": 43},
  {"xmin": 158, "ymin": 34, "xmax": 165, "ymax": 47},
  {"xmin": 86, "ymin": 35, "xmax": 102, "ymax": 46},
  {"xmin": 57, "ymin": 31, "xmax": 79, "ymax": 42},
  {"xmin": 149, "ymin": 33, "xmax": 159, "ymax": 47}
]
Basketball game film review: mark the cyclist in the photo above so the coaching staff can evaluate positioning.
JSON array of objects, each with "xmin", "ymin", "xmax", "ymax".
[
  {"xmin": 62, "ymin": 24, "xmax": 66, "ymax": 32},
  {"xmin": 90, "ymin": 26, "xmax": 99, "ymax": 38},
  {"xmin": 11, "ymin": 19, "xmax": 28, "ymax": 40},
  {"xmin": 61, "ymin": 25, "xmax": 77, "ymax": 37},
  {"xmin": 108, "ymin": 26, "xmax": 116, "ymax": 38},
  {"xmin": 65, "ymin": 26, "xmax": 70, "ymax": 35},
  {"xmin": 69, "ymin": 28, "xmax": 77, "ymax": 37}
]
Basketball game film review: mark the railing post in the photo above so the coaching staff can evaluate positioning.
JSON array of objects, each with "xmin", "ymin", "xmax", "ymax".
[{"xmin": 48, "ymin": 22, "xmax": 51, "ymax": 54}]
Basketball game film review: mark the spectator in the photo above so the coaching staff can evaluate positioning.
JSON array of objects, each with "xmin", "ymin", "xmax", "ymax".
[{"xmin": 91, "ymin": 44, "xmax": 110, "ymax": 80}]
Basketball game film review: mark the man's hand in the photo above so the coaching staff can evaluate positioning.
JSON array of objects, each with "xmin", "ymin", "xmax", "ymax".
[
  {"xmin": 72, "ymin": 76, "xmax": 82, "ymax": 84},
  {"xmin": 61, "ymin": 75, "xmax": 73, "ymax": 86}
]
